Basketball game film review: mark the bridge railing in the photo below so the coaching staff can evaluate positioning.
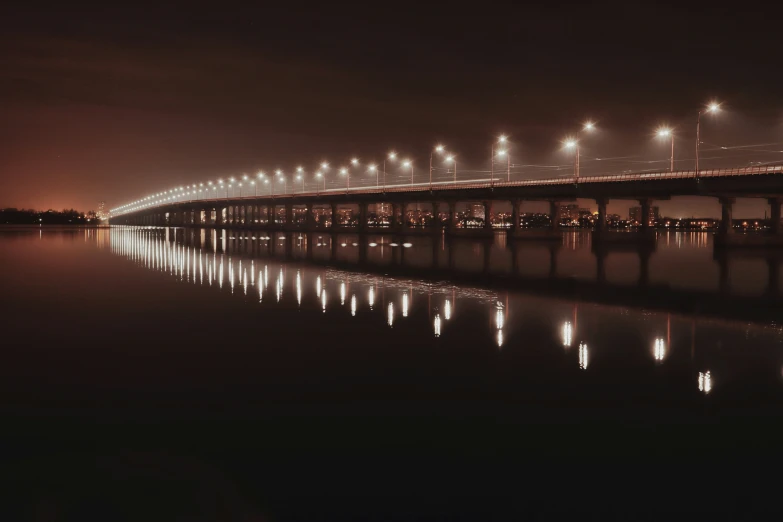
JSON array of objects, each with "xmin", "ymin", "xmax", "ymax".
[{"xmin": 112, "ymin": 165, "xmax": 783, "ymax": 216}]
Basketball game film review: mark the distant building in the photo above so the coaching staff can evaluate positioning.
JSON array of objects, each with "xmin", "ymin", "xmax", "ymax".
[
  {"xmin": 376, "ymin": 203, "xmax": 392, "ymax": 217},
  {"xmin": 97, "ymin": 201, "xmax": 107, "ymax": 220},
  {"xmin": 629, "ymin": 206, "xmax": 659, "ymax": 225},
  {"xmin": 469, "ymin": 203, "xmax": 485, "ymax": 220},
  {"xmin": 559, "ymin": 204, "xmax": 579, "ymax": 220}
]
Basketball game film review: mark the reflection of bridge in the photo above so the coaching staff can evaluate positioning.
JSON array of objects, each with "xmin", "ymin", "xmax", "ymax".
[
  {"xmin": 111, "ymin": 166, "xmax": 783, "ymax": 246},
  {"xmin": 158, "ymin": 227, "xmax": 782, "ymax": 324}
]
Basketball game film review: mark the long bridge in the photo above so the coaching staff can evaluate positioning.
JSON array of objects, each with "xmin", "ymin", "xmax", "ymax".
[{"xmin": 111, "ymin": 166, "xmax": 783, "ymax": 244}]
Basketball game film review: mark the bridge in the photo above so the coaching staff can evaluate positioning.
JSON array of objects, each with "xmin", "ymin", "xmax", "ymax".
[{"xmin": 110, "ymin": 166, "xmax": 783, "ymax": 245}]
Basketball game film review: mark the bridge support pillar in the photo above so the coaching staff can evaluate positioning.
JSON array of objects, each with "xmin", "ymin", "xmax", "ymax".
[
  {"xmin": 331, "ymin": 203, "xmax": 339, "ymax": 228},
  {"xmin": 769, "ymin": 197, "xmax": 782, "ymax": 234},
  {"xmin": 285, "ymin": 204, "xmax": 293, "ymax": 227},
  {"xmin": 448, "ymin": 201, "xmax": 458, "ymax": 231},
  {"xmin": 596, "ymin": 198, "xmax": 608, "ymax": 234},
  {"xmin": 639, "ymin": 198, "xmax": 653, "ymax": 233},
  {"xmin": 549, "ymin": 201, "xmax": 561, "ymax": 232},
  {"xmin": 719, "ymin": 197, "xmax": 735, "ymax": 236},
  {"xmin": 306, "ymin": 203, "xmax": 314, "ymax": 230},
  {"xmin": 483, "ymin": 201, "xmax": 493, "ymax": 231},
  {"xmin": 431, "ymin": 201, "xmax": 439, "ymax": 229},
  {"xmin": 358, "ymin": 202, "xmax": 368, "ymax": 232},
  {"xmin": 400, "ymin": 202, "xmax": 409, "ymax": 230},
  {"xmin": 511, "ymin": 199, "xmax": 521, "ymax": 233}
]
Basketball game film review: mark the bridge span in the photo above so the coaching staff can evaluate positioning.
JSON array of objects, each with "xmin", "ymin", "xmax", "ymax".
[{"xmin": 111, "ymin": 166, "xmax": 783, "ymax": 244}]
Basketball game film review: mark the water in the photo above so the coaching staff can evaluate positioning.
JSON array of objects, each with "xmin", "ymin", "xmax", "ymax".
[{"xmin": 3, "ymin": 226, "xmax": 783, "ymax": 520}]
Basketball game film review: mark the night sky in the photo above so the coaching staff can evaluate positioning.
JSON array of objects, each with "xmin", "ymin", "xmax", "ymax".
[{"xmin": 2, "ymin": 4, "xmax": 782, "ymax": 217}]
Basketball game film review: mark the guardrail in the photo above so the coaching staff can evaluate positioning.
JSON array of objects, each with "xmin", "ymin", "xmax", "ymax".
[{"xmin": 112, "ymin": 165, "xmax": 783, "ymax": 216}]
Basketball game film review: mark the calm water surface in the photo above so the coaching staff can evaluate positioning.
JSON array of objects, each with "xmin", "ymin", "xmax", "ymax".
[{"xmin": 2, "ymin": 226, "xmax": 783, "ymax": 520}]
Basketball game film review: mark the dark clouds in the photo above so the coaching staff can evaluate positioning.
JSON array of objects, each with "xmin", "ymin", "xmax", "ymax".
[{"xmin": 1, "ymin": 4, "xmax": 781, "ymax": 214}]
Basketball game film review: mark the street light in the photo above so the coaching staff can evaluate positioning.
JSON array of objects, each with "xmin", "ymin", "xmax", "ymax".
[
  {"xmin": 430, "ymin": 145, "xmax": 446, "ymax": 189},
  {"xmin": 251, "ymin": 180, "xmax": 256, "ymax": 196},
  {"xmin": 296, "ymin": 174, "xmax": 304, "ymax": 192},
  {"xmin": 564, "ymin": 121, "xmax": 595, "ymax": 182},
  {"xmin": 402, "ymin": 160, "xmax": 413, "ymax": 186},
  {"xmin": 368, "ymin": 164, "xmax": 378, "ymax": 188},
  {"xmin": 656, "ymin": 127, "xmax": 674, "ymax": 172},
  {"xmin": 491, "ymin": 135, "xmax": 511, "ymax": 183},
  {"xmin": 316, "ymin": 171, "xmax": 325, "ymax": 193},
  {"xmin": 384, "ymin": 152, "xmax": 396, "ymax": 191},
  {"xmin": 339, "ymin": 167, "xmax": 350, "ymax": 190},
  {"xmin": 696, "ymin": 101, "xmax": 721, "ymax": 175},
  {"xmin": 275, "ymin": 169, "xmax": 286, "ymax": 194},
  {"xmin": 445, "ymin": 155, "xmax": 457, "ymax": 183}
]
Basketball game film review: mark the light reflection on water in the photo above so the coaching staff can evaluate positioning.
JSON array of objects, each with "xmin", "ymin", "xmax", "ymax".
[{"xmin": 99, "ymin": 226, "xmax": 783, "ymax": 396}]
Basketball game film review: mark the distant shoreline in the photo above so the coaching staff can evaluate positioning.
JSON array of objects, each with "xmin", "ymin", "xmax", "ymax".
[{"xmin": 0, "ymin": 224, "xmax": 109, "ymax": 228}]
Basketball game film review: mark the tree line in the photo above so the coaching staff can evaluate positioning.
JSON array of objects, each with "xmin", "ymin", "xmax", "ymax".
[{"xmin": 0, "ymin": 208, "xmax": 100, "ymax": 225}]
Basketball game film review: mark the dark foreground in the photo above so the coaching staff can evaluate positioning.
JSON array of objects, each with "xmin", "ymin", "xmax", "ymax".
[{"xmin": 2, "ymin": 227, "xmax": 783, "ymax": 520}]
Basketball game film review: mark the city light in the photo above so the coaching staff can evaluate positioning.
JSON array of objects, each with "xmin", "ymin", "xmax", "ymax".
[
  {"xmin": 698, "ymin": 371, "xmax": 712, "ymax": 394},
  {"xmin": 579, "ymin": 342, "xmax": 588, "ymax": 370},
  {"xmin": 564, "ymin": 140, "xmax": 577, "ymax": 148},
  {"xmin": 562, "ymin": 321, "xmax": 573, "ymax": 347},
  {"xmin": 654, "ymin": 337, "xmax": 666, "ymax": 361},
  {"xmin": 657, "ymin": 128, "xmax": 671, "ymax": 137}
]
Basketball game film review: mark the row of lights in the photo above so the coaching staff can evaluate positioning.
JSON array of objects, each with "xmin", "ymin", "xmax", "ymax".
[{"xmin": 112, "ymin": 101, "xmax": 722, "ymax": 215}]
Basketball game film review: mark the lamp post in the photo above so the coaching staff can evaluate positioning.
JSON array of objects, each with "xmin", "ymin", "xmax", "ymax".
[
  {"xmin": 341, "ymin": 167, "xmax": 349, "ymax": 191},
  {"xmin": 402, "ymin": 160, "xmax": 413, "ymax": 186},
  {"xmin": 696, "ymin": 102, "xmax": 720, "ymax": 176},
  {"xmin": 251, "ymin": 180, "xmax": 256, "ymax": 196},
  {"xmin": 296, "ymin": 167, "xmax": 304, "ymax": 194},
  {"xmin": 656, "ymin": 128, "xmax": 674, "ymax": 172},
  {"xmin": 384, "ymin": 152, "xmax": 396, "ymax": 191},
  {"xmin": 491, "ymin": 135, "xmax": 509, "ymax": 185},
  {"xmin": 368, "ymin": 164, "xmax": 378, "ymax": 188},
  {"xmin": 316, "ymin": 171, "xmax": 324, "ymax": 194},
  {"xmin": 445, "ymin": 155, "xmax": 456, "ymax": 183},
  {"xmin": 430, "ymin": 145, "xmax": 445, "ymax": 189},
  {"xmin": 563, "ymin": 121, "xmax": 595, "ymax": 182},
  {"xmin": 496, "ymin": 149, "xmax": 509, "ymax": 182},
  {"xmin": 275, "ymin": 169, "xmax": 286, "ymax": 193}
]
